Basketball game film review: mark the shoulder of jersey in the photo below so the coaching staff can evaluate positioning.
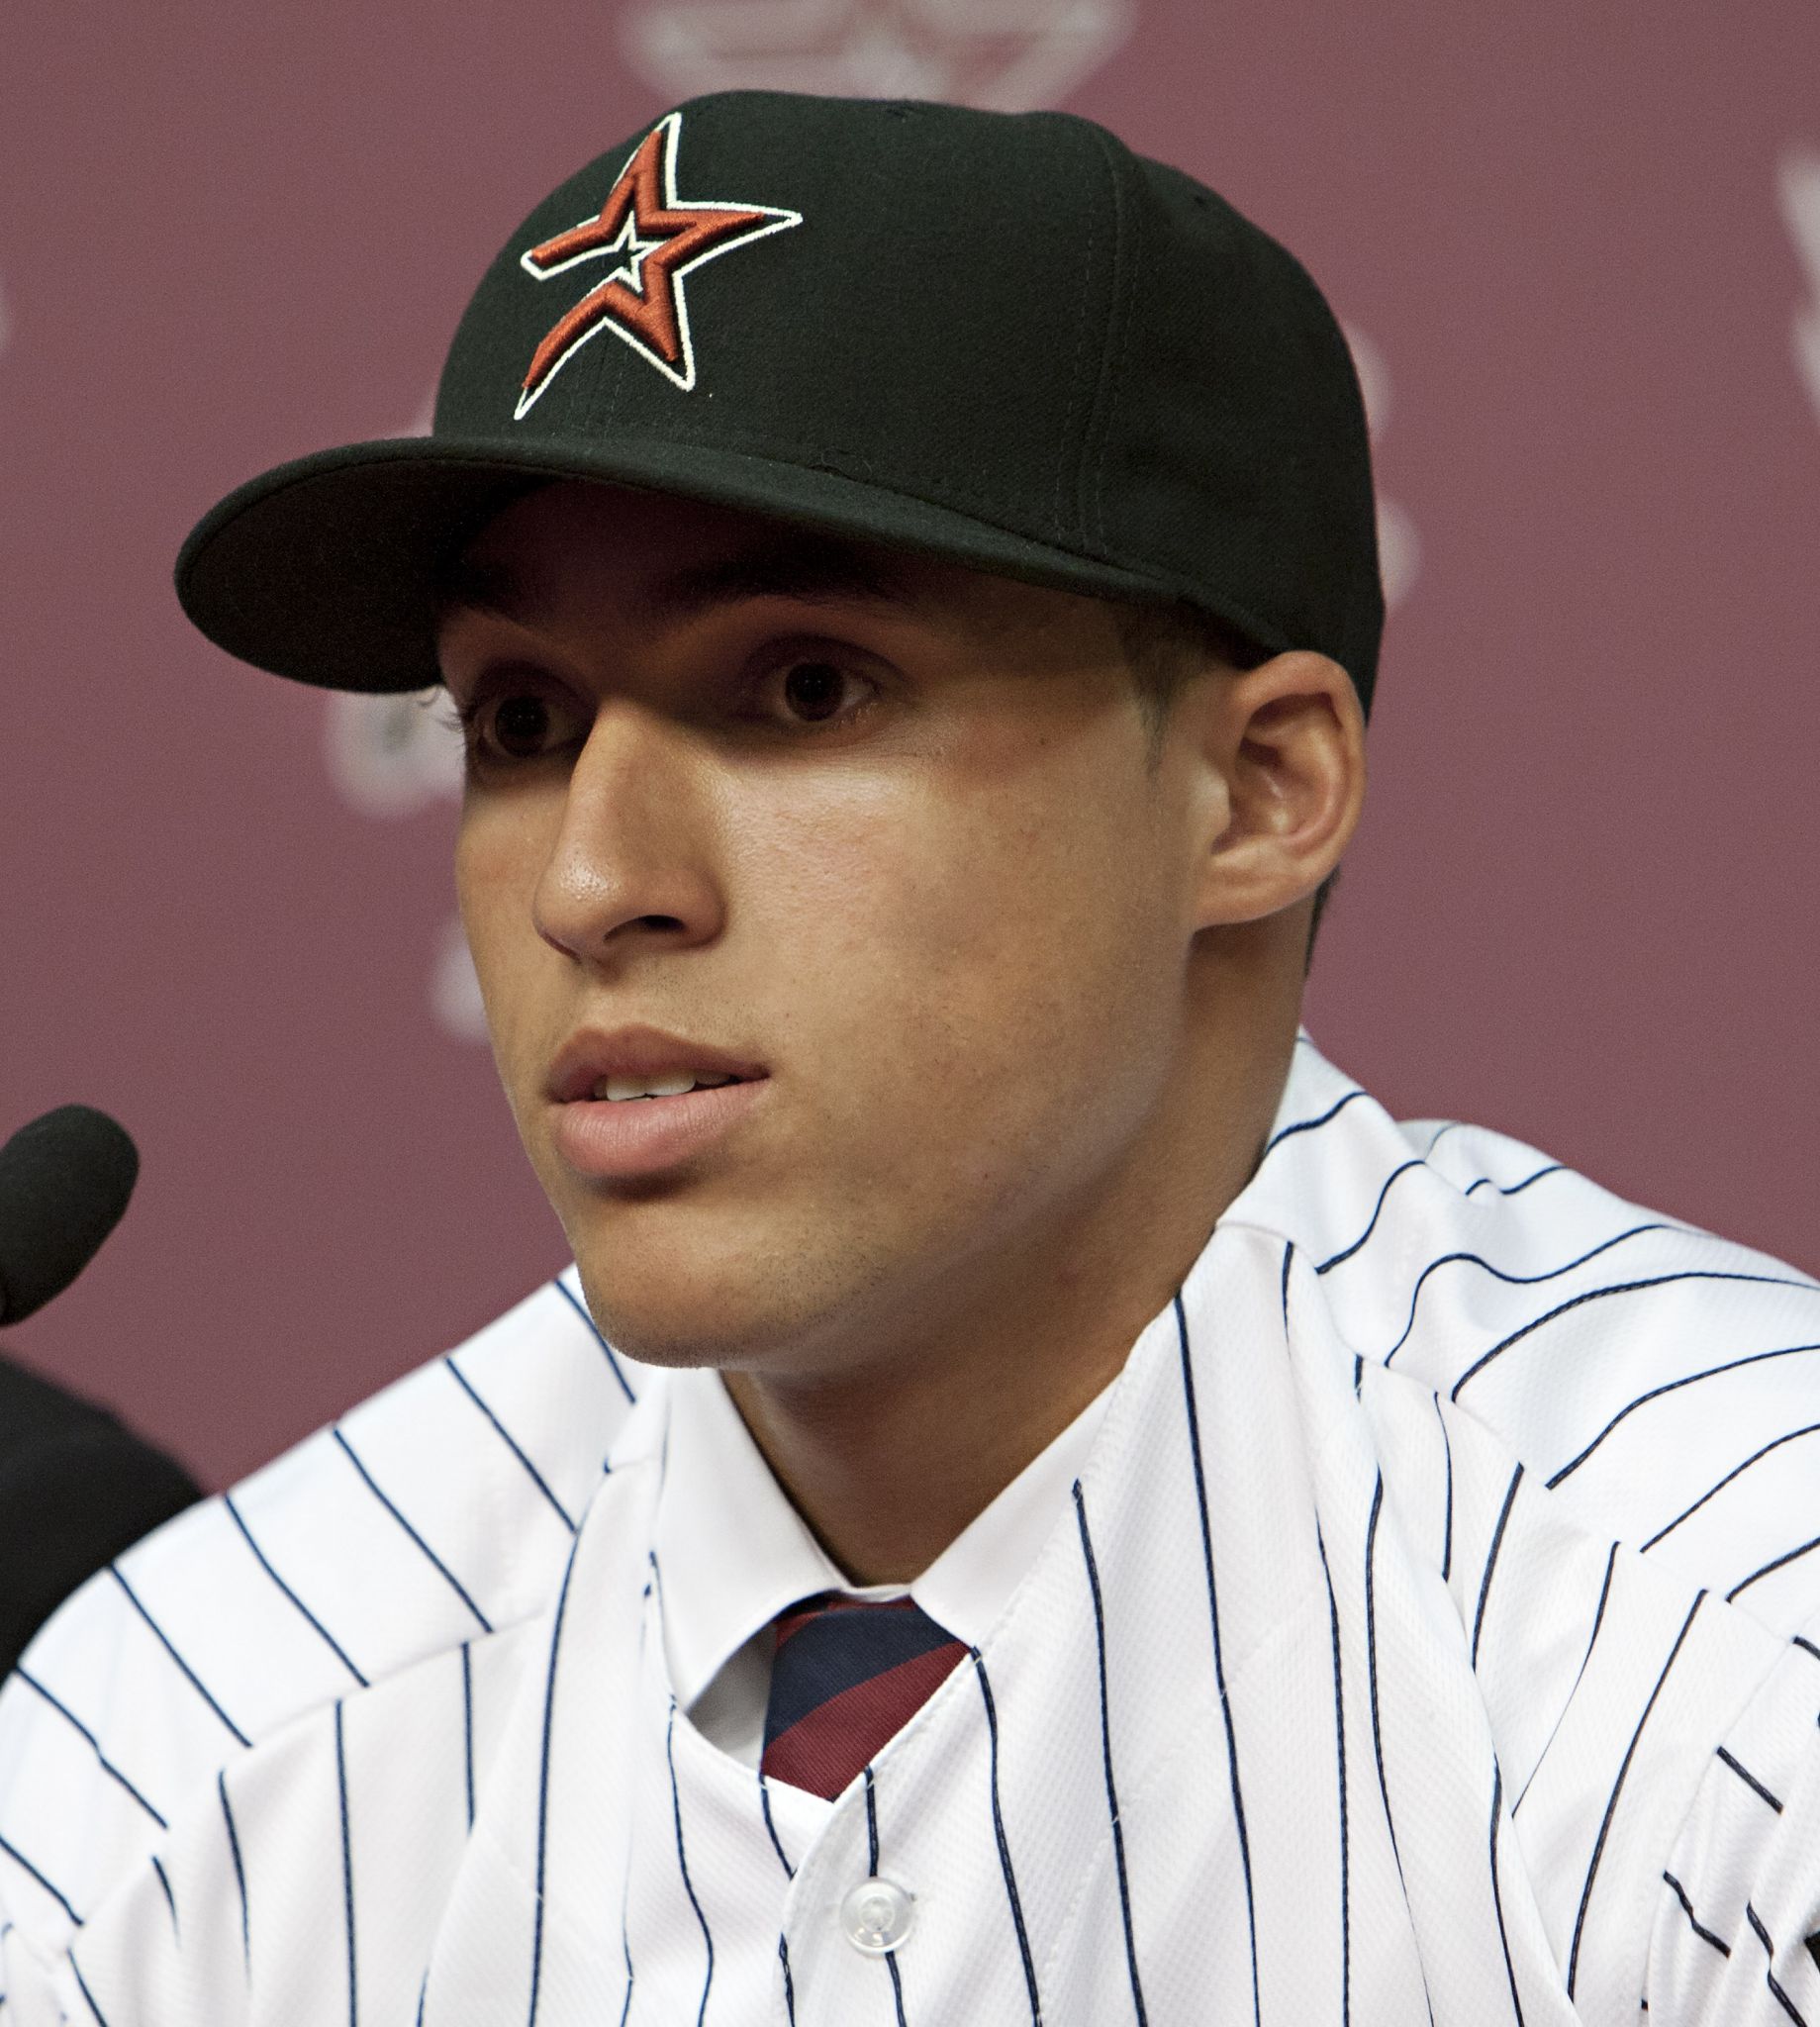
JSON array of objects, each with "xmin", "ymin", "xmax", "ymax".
[
  {"xmin": 1244, "ymin": 1042, "xmax": 1820, "ymax": 1634},
  {"xmin": 0, "ymin": 1265, "xmax": 641, "ymax": 1930}
]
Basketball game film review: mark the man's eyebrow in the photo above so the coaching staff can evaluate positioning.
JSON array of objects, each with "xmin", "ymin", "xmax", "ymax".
[
  {"xmin": 431, "ymin": 531, "xmax": 922, "ymax": 630},
  {"xmin": 640, "ymin": 532, "xmax": 921, "ymax": 621},
  {"xmin": 433, "ymin": 555, "xmax": 526, "ymax": 626}
]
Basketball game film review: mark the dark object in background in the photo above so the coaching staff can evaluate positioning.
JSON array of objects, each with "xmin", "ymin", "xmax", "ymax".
[
  {"xmin": 0, "ymin": 1105, "xmax": 203, "ymax": 1674},
  {"xmin": 0, "ymin": 1349, "xmax": 203, "ymax": 1678},
  {"xmin": 0, "ymin": 1106, "xmax": 140, "ymax": 1324}
]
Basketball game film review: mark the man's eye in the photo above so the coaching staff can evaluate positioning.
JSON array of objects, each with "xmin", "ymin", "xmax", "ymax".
[
  {"xmin": 446, "ymin": 656, "xmax": 879, "ymax": 762},
  {"xmin": 450, "ymin": 687, "xmax": 577, "ymax": 765},
  {"xmin": 762, "ymin": 657, "xmax": 880, "ymax": 733},
  {"xmin": 491, "ymin": 695, "xmax": 555, "ymax": 757}
]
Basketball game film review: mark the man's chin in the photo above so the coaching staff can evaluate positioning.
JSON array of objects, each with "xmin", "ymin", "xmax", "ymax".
[{"xmin": 563, "ymin": 1259, "xmax": 752, "ymax": 1376}]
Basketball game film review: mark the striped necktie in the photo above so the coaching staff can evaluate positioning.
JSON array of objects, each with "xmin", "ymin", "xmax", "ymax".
[{"xmin": 760, "ymin": 1593, "xmax": 969, "ymax": 1800}]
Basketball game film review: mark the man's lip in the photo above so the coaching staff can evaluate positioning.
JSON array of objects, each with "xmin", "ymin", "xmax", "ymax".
[
  {"xmin": 546, "ymin": 1023, "xmax": 770, "ymax": 1104},
  {"xmin": 551, "ymin": 1076, "xmax": 769, "ymax": 1182}
]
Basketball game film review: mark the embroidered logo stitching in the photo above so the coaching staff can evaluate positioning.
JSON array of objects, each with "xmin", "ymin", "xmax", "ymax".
[{"xmin": 515, "ymin": 110, "xmax": 803, "ymax": 415}]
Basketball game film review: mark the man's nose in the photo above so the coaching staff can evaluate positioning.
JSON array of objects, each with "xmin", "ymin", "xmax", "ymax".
[{"xmin": 529, "ymin": 710, "xmax": 721, "ymax": 962}]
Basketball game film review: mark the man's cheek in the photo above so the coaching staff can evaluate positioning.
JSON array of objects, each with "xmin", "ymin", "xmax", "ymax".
[
  {"xmin": 456, "ymin": 852, "xmax": 531, "ymax": 1014},
  {"xmin": 454, "ymin": 916, "xmax": 540, "ymax": 1117}
]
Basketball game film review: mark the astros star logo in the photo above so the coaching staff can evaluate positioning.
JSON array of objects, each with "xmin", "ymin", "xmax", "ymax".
[{"xmin": 515, "ymin": 110, "xmax": 802, "ymax": 415}]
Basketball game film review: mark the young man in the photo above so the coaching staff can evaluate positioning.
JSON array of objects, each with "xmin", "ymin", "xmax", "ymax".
[{"xmin": 1, "ymin": 89, "xmax": 1816, "ymax": 2027}]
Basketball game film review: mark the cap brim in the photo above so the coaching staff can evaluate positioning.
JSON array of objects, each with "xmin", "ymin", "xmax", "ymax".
[{"xmin": 175, "ymin": 433, "xmax": 1243, "ymax": 693}]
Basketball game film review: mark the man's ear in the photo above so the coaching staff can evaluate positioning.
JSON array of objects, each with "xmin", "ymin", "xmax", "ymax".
[{"xmin": 1191, "ymin": 650, "xmax": 1367, "ymax": 928}]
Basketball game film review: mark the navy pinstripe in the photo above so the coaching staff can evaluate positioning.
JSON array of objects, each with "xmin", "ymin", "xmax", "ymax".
[
  {"xmin": 1463, "ymin": 1164, "xmax": 1566, "ymax": 1200},
  {"xmin": 13, "ymin": 1673, "xmax": 166, "ymax": 1827},
  {"xmin": 332, "ymin": 1431, "xmax": 493, "ymax": 1634},
  {"xmin": 442, "ymin": 1358, "xmax": 577, "ymax": 1533},
  {"xmin": 335, "ymin": 1701, "xmax": 357, "ymax": 2027},
  {"xmin": 459, "ymin": 1642, "xmax": 475, "ymax": 1831},
  {"xmin": 527, "ymin": 1531, "xmax": 585, "ymax": 2027},
  {"xmin": 1364, "ymin": 1476, "xmax": 1436, "ymax": 2027},
  {"xmin": 1472, "ymin": 1466, "xmax": 1524, "ymax": 1668},
  {"xmin": 1176, "ymin": 1292, "xmax": 1258, "ymax": 2027},
  {"xmin": 1567, "ymin": 1591, "xmax": 1707, "ymax": 1998},
  {"xmin": 552, "ymin": 1278, "xmax": 637, "ymax": 1404},
  {"xmin": 1452, "ymin": 1275, "xmax": 1815, "ymax": 1405},
  {"xmin": 224, "ymin": 1493, "xmax": 368, "ymax": 1686},
  {"xmin": 1663, "ymin": 1870, "xmax": 1731, "ymax": 1957},
  {"xmin": 1487, "ymin": 1763, "xmax": 1523, "ymax": 2025},
  {"xmin": 1381, "ymin": 1224, "xmax": 1677, "ymax": 1368},
  {"xmin": 149, "ymin": 1855, "xmax": 178, "ymax": 1942},
  {"xmin": 1745, "ymin": 1903, "xmax": 1810, "ymax": 2026},
  {"xmin": 863, "ymin": 1768, "xmax": 909, "ymax": 2027},
  {"xmin": 617, "ymin": 1831, "xmax": 635, "ymax": 2027},
  {"xmin": 665, "ymin": 1698, "xmax": 715, "ymax": 2027},
  {"xmin": 66, "ymin": 1949, "xmax": 109, "ymax": 2026},
  {"xmin": 1548, "ymin": 1340, "xmax": 1820, "ymax": 1490},
  {"xmin": 1315, "ymin": 1523, "xmax": 1350, "ymax": 2027},
  {"xmin": 1512, "ymin": 1541, "xmax": 1619, "ymax": 1818},
  {"xmin": 1717, "ymin": 1746, "xmax": 1783, "ymax": 1813},
  {"xmin": 219, "ymin": 1771, "xmax": 248, "ymax": 1972},
  {"xmin": 973, "ymin": 1652, "xmax": 1041, "ymax": 2026},
  {"xmin": 1315, "ymin": 1157, "xmax": 1426, "ymax": 1274},
  {"xmin": 777, "ymin": 1933, "xmax": 797, "ymax": 2025},
  {"xmin": 110, "ymin": 1567, "xmax": 249, "ymax": 1748},
  {"xmin": 1643, "ymin": 1423, "xmax": 1820, "ymax": 1551},
  {"xmin": 1727, "ymin": 1530, "xmax": 1820, "ymax": 1604},
  {"xmin": 0, "ymin": 1834, "xmax": 79, "ymax": 1926},
  {"xmin": 1261, "ymin": 1088, "xmax": 1365, "ymax": 1158},
  {"xmin": 757, "ymin": 1773, "xmax": 795, "ymax": 1880},
  {"xmin": 1074, "ymin": 1480, "xmax": 1148, "ymax": 2027}
]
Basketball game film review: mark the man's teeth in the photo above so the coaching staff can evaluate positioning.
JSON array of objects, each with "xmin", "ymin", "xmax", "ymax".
[{"xmin": 592, "ymin": 1072, "xmax": 740, "ymax": 1102}]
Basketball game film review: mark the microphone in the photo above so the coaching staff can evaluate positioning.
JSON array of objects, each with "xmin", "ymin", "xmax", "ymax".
[{"xmin": 0, "ymin": 1106, "xmax": 140, "ymax": 1325}]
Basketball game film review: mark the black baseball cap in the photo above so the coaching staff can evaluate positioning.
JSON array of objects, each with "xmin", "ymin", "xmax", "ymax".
[{"xmin": 174, "ymin": 90, "xmax": 1385, "ymax": 716}]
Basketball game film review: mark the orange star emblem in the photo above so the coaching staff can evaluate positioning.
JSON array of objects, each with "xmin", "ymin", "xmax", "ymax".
[{"xmin": 515, "ymin": 110, "xmax": 803, "ymax": 414}]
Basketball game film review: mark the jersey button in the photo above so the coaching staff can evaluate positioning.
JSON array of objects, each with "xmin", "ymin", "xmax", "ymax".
[{"xmin": 840, "ymin": 1877, "xmax": 915, "ymax": 1954}]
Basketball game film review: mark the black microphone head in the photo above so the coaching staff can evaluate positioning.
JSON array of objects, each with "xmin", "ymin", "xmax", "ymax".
[{"xmin": 0, "ymin": 1105, "xmax": 140, "ymax": 1324}]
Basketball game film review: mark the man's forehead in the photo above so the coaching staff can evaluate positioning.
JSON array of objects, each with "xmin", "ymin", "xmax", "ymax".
[{"xmin": 436, "ymin": 483, "xmax": 933, "ymax": 633}]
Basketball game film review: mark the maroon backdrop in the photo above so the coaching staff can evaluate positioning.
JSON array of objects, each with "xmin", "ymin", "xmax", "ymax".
[{"xmin": 4, "ymin": 0, "xmax": 1817, "ymax": 1493}]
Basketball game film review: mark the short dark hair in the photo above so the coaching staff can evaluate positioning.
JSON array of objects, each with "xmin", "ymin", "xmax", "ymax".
[{"xmin": 1112, "ymin": 600, "xmax": 1341, "ymax": 972}]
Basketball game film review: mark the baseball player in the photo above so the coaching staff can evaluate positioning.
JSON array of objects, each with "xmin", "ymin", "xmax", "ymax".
[{"xmin": 1, "ymin": 90, "xmax": 1817, "ymax": 2026}]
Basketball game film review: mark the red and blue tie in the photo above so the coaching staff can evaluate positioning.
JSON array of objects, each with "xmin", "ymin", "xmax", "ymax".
[{"xmin": 759, "ymin": 1593, "xmax": 969, "ymax": 1800}]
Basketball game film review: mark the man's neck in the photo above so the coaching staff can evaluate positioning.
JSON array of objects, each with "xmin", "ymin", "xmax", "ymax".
[
  {"xmin": 720, "ymin": 1023, "xmax": 1294, "ymax": 1584},
  {"xmin": 721, "ymin": 1294, "xmax": 1126, "ymax": 1586}
]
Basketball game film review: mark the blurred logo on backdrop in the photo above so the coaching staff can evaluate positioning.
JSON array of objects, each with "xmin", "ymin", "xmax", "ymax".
[
  {"xmin": 617, "ymin": 0, "xmax": 1134, "ymax": 113},
  {"xmin": 319, "ymin": 656, "xmax": 488, "ymax": 1043},
  {"xmin": 1779, "ymin": 143, "xmax": 1820, "ymax": 431},
  {"xmin": 323, "ymin": 0, "xmax": 1421, "ymax": 1044},
  {"xmin": 319, "ymin": 378, "xmax": 489, "ymax": 1041},
  {"xmin": 1343, "ymin": 325, "xmax": 1419, "ymax": 615}
]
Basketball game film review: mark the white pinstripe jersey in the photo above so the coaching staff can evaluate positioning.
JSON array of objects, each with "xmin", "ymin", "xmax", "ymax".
[{"xmin": 0, "ymin": 1030, "xmax": 1817, "ymax": 2026}]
